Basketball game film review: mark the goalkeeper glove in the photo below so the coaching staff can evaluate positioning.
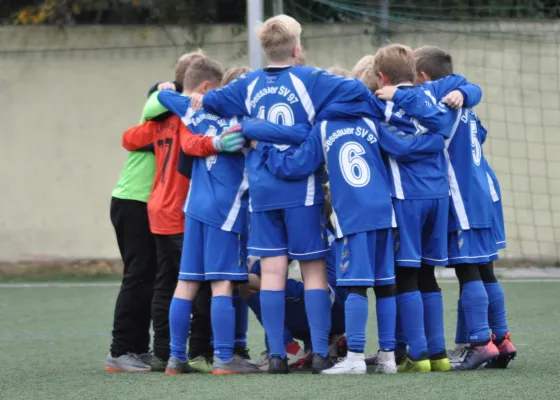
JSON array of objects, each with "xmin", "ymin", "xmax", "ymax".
[{"xmin": 211, "ymin": 126, "xmax": 246, "ymax": 152}]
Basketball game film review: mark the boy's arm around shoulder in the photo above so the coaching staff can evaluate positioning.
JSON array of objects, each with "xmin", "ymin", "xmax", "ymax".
[
  {"xmin": 242, "ymin": 119, "xmax": 311, "ymax": 145},
  {"xmin": 376, "ymin": 122, "xmax": 445, "ymax": 162},
  {"xmin": 259, "ymin": 124, "xmax": 325, "ymax": 180},
  {"xmin": 202, "ymin": 74, "xmax": 249, "ymax": 117},
  {"xmin": 122, "ymin": 121, "xmax": 157, "ymax": 151}
]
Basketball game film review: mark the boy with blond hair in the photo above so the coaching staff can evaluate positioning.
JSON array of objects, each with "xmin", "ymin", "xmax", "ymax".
[{"xmin": 191, "ymin": 14, "xmax": 375, "ymax": 374}]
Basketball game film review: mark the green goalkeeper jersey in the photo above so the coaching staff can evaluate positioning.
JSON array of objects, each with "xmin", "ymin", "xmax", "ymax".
[{"xmin": 111, "ymin": 92, "xmax": 169, "ymax": 202}]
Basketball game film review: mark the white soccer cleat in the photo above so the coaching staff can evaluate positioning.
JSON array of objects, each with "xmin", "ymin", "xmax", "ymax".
[
  {"xmin": 375, "ymin": 350, "xmax": 397, "ymax": 374},
  {"xmin": 320, "ymin": 351, "xmax": 366, "ymax": 375}
]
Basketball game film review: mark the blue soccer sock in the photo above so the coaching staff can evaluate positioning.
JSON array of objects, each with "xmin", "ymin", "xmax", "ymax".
[
  {"xmin": 304, "ymin": 289, "xmax": 331, "ymax": 357},
  {"xmin": 484, "ymin": 282, "xmax": 509, "ymax": 340},
  {"xmin": 169, "ymin": 297, "xmax": 192, "ymax": 361},
  {"xmin": 345, "ymin": 293, "xmax": 368, "ymax": 353},
  {"xmin": 246, "ymin": 292, "xmax": 262, "ymax": 324},
  {"xmin": 232, "ymin": 290, "xmax": 248, "ymax": 348},
  {"xmin": 376, "ymin": 296, "xmax": 396, "ymax": 351},
  {"xmin": 397, "ymin": 291, "xmax": 427, "ymax": 360},
  {"xmin": 211, "ymin": 296, "xmax": 235, "ymax": 362},
  {"xmin": 461, "ymin": 281, "xmax": 491, "ymax": 343},
  {"xmin": 455, "ymin": 297, "xmax": 469, "ymax": 344},
  {"xmin": 261, "ymin": 290, "xmax": 286, "ymax": 357},
  {"xmin": 422, "ymin": 291, "xmax": 446, "ymax": 356},
  {"xmin": 285, "ymin": 279, "xmax": 305, "ymax": 302},
  {"xmin": 395, "ymin": 310, "xmax": 407, "ymax": 354},
  {"xmin": 283, "ymin": 327, "xmax": 295, "ymax": 346}
]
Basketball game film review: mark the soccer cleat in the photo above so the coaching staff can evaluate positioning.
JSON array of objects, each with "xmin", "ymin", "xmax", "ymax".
[
  {"xmin": 366, "ymin": 346, "xmax": 406, "ymax": 366},
  {"xmin": 448, "ymin": 343, "xmax": 468, "ymax": 365},
  {"xmin": 149, "ymin": 354, "xmax": 167, "ymax": 372},
  {"xmin": 188, "ymin": 355, "xmax": 213, "ymax": 373},
  {"xmin": 311, "ymin": 353, "xmax": 336, "ymax": 374},
  {"xmin": 212, "ymin": 355, "xmax": 261, "ymax": 375},
  {"xmin": 328, "ymin": 334, "xmax": 348, "ymax": 358},
  {"xmin": 452, "ymin": 340, "xmax": 500, "ymax": 371},
  {"xmin": 429, "ymin": 350, "xmax": 451, "ymax": 372},
  {"xmin": 375, "ymin": 350, "xmax": 397, "ymax": 374},
  {"xmin": 233, "ymin": 347, "xmax": 252, "ymax": 360},
  {"xmin": 165, "ymin": 356, "xmax": 194, "ymax": 375},
  {"xmin": 485, "ymin": 333, "xmax": 517, "ymax": 369},
  {"xmin": 398, "ymin": 352, "xmax": 431, "ymax": 373},
  {"xmin": 138, "ymin": 352, "xmax": 152, "ymax": 366},
  {"xmin": 259, "ymin": 342, "xmax": 308, "ymax": 371},
  {"xmin": 267, "ymin": 355, "xmax": 290, "ymax": 374},
  {"xmin": 104, "ymin": 353, "xmax": 151, "ymax": 373},
  {"xmin": 321, "ymin": 351, "xmax": 366, "ymax": 375}
]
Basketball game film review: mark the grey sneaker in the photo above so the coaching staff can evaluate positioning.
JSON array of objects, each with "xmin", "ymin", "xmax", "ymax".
[
  {"xmin": 212, "ymin": 355, "xmax": 261, "ymax": 375},
  {"xmin": 165, "ymin": 356, "xmax": 194, "ymax": 375},
  {"xmin": 149, "ymin": 354, "xmax": 167, "ymax": 372},
  {"xmin": 104, "ymin": 353, "xmax": 151, "ymax": 373},
  {"xmin": 138, "ymin": 352, "xmax": 151, "ymax": 365}
]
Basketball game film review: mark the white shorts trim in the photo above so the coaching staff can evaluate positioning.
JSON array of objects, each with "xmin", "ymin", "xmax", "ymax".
[{"xmin": 288, "ymin": 249, "xmax": 330, "ymax": 256}]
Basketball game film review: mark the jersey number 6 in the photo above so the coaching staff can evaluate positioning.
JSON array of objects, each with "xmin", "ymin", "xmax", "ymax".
[{"xmin": 339, "ymin": 141, "xmax": 370, "ymax": 187}]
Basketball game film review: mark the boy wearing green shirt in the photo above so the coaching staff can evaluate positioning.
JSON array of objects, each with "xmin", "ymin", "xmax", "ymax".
[{"xmin": 105, "ymin": 51, "xmax": 204, "ymax": 373}]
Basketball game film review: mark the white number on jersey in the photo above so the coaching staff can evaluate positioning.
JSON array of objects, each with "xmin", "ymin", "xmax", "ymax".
[
  {"xmin": 339, "ymin": 141, "xmax": 370, "ymax": 187},
  {"xmin": 205, "ymin": 125, "xmax": 218, "ymax": 170},
  {"xmin": 257, "ymin": 104, "xmax": 294, "ymax": 151},
  {"xmin": 470, "ymin": 120, "xmax": 482, "ymax": 166}
]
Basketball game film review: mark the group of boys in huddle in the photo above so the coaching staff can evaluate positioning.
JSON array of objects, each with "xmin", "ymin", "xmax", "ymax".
[{"xmin": 105, "ymin": 14, "xmax": 516, "ymax": 376}]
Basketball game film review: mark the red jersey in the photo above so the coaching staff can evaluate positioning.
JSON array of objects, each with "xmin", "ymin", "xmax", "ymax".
[{"xmin": 122, "ymin": 115, "xmax": 216, "ymax": 235}]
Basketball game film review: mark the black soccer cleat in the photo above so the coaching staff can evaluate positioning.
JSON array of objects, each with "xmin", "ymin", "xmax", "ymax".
[
  {"xmin": 311, "ymin": 353, "xmax": 336, "ymax": 374},
  {"xmin": 233, "ymin": 347, "xmax": 252, "ymax": 360},
  {"xmin": 452, "ymin": 340, "xmax": 499, "ymax": 371},
  {"xmin": 268, "ymin": 355, "xmax": 290, "ymax": 374}
]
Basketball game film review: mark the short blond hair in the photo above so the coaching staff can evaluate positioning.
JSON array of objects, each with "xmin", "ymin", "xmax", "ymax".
[
  {"xmin": 373, "ymin": 44, "xmax": 416, "ymax": 85},
  {"xmin": 257, "ymin": 14, "xmax": 301, "ymax": 62},
  {"xmin": 352, "ymin": 55, "xmax": 377, "ymax": 91},
  {"xmin": 183, "ymin": 57, "xmax": 224, "ymax": 91},
  {"xmin": 326, "ymin": 66, "xmax": 349, "ymax": 77},
  {"xmin": 174, "ymin": 49, "xmax": 205, "ymax": 84},
  {"xmin": 222, "ymin": 66, "xmax": 252, "ymax": 86}
]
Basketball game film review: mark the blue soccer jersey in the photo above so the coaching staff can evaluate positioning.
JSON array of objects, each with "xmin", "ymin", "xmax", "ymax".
[
  {"xmin": 157, "ymin": 91, "xmax": 248, "ymax": 233},
  {"xmin": 314, "ymin": 75, "xmax": 481, "ymax": 200},
  {"xmin": 389, "ymin": 77, "xmax": 490, "ymax": 230},
  {"xmin": 258, "ymin": 117, "xmax": 445, "ymax": 238},
  {"xmin": 201, "ymin": 66, "xmax": 372, "ymax": 212}
]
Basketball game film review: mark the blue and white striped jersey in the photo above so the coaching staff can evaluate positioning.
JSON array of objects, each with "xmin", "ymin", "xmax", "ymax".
[
  {"xmin": 202, "ymin": 66, "xmax": 372, "ymax": 212},
  {"xmin": 258, "ymin": 117, "xmax": 445, "ymax": 238},
  {"xmin": 157, "ymin": 91, "xmax": 248, "ymax": 233}
]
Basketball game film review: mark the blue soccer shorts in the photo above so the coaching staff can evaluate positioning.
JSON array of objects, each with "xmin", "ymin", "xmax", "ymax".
[
  {"xmin": 393, "ymin": 197, "xmax": 449, "ymax": 268},
  {"xmin": 447, "ymin": 228, "xmax": 499, "ymax": 266},
  {"xmin": 335, "ymin": 229, "xmax": 395, "ymax": 287},
  {"xmin": 179, "ymin": 216, "xmax": 248, "ymax": 282},
  {"xmin": 247, "ymin": 204, "xmax": 329, "ymax": 261},
  {"xmin": 492, "ymin": 199, "xmax": 507, "ymax": 250}
]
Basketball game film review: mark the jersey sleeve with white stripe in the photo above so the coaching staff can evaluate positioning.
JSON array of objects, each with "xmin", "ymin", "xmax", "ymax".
[
  {"xmin": 201, "ymin": 67, "xmax": 371, "ymax": 212},
  {"xmin": 259, "ymin": 118, "xmax": 396, "ymax": 238},
  {"xmin": 181, "ymin": 110, "xmax": 249, "ymax": 233}
]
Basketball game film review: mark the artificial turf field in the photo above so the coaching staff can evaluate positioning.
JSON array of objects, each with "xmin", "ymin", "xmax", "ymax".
[{"xmin": 1, "ymin": 281, "xmax": 560, "ymax": 400}]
